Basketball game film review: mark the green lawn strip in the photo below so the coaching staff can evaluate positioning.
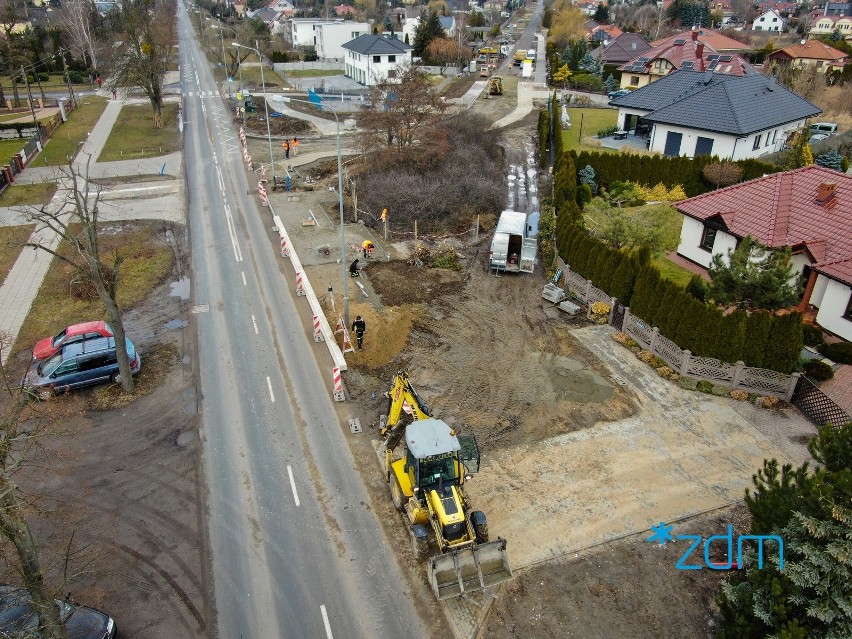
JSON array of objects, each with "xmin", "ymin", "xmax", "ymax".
[
  {"xmin": 0, "ymin": 138, "xmax": 30, "ymax": 162},
  {"xmin": 98, "ymin": 103, "xmax": 181, "ymax": 161},
  {"xmin": 562, "ymin": 108, "xmax": 618, "ymax": 153},
  {"xmin": 0, "ymin": 225, "xmax": 36, "ymax": 288},
  {"xmin": 653, "ymin": 256, "xmax": 696, "ymax": 287},
  {"xmin": 34, "ymin": 97, "xmax": 109, "ymax": 166},
  {"xmin": 0, "ymin": 182, "xmax": 58, "ymax": 207},
  {"xmin": 283, "ymin": 69, "xmax": 345, "ymax": 78},
  {"xmin": 11, "ymin": 221, "xmax": 175, "ymax": 359},
  {"xmin": 236, "ymin": 64, "xmax": 287, "ymax": 89}
]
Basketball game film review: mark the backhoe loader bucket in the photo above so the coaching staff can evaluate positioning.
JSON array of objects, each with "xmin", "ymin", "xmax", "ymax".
[{"xmin": 428, "ymin": 539, "xmax": 513, "ymax": 600}]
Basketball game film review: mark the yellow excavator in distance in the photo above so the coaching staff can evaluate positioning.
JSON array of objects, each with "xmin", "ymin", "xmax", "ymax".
[{"xmin": 380, "ymin": 371, "xmax": 513, "ymax": 600}]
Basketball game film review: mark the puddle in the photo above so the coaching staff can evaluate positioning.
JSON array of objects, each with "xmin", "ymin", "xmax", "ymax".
[
  {"xmin": 169, "ymin": 277, "xmax": 190, "ymax": 300},
  {"xmin": 165, "ymin": 319, "xmax": 189, "ymax": 330},
  {"xmin": 534, "ymin": 352, "xmax": 614, "ymax": 403}
]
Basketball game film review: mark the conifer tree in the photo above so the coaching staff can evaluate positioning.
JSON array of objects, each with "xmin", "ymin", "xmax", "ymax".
[{"xmin": 742, "ymin": 311, "xmax": 773, "ymax": 368}]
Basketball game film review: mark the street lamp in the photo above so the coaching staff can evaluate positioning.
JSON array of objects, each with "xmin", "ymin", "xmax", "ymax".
[
  {"xmin": 233, "ymin": 41, "xmax": 275, "ymax": 185},
  {"xmin": 277, "ymin": 95, "xmax": 349, "ymax": 328},
  {"xmin": 207, "ymin": 20, "xmax": 239, "ymax": 95},
  {"xmin": 205, "ymin": 17, "xmax": 226, "ymax": 71}
]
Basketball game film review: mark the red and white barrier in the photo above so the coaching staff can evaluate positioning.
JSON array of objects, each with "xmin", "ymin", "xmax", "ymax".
[
  {"xmin": 295, "ymin": 271, "xmax": 305, "ymax": 296},
  {"xmin": 334, "ymin": 315, "xmax": 355, "ymax": 353},
  {"xmin": 313, "ymin": 314, "xmax": 324, "ymax": 342},
  {"xmin": 280, "ymin": 236, "xmax": 289, "ymax": 257},
  {"xmin": 333, "ymin": 367, "xmax": 345, "ymax": 402},
  {"xmin": 258, "ymin": 181, "xmax": 268, "ymax": 206}
]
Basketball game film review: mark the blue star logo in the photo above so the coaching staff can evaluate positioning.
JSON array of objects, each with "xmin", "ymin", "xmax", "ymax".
[{"xmin": 647, "ymin": 521, "xmax": 675, "ymax": 545}]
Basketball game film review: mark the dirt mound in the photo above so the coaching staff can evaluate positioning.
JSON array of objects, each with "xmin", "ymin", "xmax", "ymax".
[{"xmin": 366, "ymin": 261, "xmax": 464, "ymax": 306}]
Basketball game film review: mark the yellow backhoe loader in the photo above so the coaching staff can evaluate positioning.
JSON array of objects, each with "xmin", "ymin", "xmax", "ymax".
[
  {"xmin": 487, "ymin": 76, "xmax": 503, "ymax": 95},
  {"xmin": 380, "ymin": 371, "xmax": 513, "ymax": 600}
]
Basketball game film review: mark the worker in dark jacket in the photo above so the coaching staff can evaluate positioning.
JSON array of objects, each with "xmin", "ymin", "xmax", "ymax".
[
  {"xmin": 349, "ymin": 259, "xmax": 360, "ymax": 276},
  {"xmin": 352, "ymin": 315, "xmax": 366, "ymax": 349}
]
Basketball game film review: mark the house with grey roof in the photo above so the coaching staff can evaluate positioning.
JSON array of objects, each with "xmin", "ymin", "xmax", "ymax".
[
  {"xmin": 608, "ymin": 69, "xmax": 821, "ymax": 160},
  {"xmin": 343, "ymin": 34, "xmax": 413, "ymax": 86},
  {"xmin": 591, "ymin": 33, "xmax": 652, "ymax": 66}
]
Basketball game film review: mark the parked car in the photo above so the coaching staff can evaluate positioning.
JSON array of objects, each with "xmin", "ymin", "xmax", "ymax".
[
  {"xmin": 808, "ymin": 122, "xmax": 838, "ymax": 136},
  {"xmin": 0, "ymin": 585, "xmax": 116, "ymax": 639},
  {"xmin": 608, "ymin": 89, "xmax": 631, "ymax": 100},
  {"xmin": 809, "ymin": 132, "xmax": 832, "ymax": 144},
  {"xmin": 32, "ymin": 321, "xmax": 113, "ymax": 361},
  {"xmin": 23, "ymin": 336, "xmax": 140, "ymax": 397}
]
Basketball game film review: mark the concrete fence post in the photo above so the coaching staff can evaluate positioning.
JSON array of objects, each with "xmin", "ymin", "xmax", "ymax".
[
  {"xmin": 584, "ymin": 279, "xmax": 592, "ymax": 303},
  {"xmin": 623, "ymin": 307, "xmax": 631, "ymax": 331},
  {"xmin": 785, "ymin": 372, "xmax": 801, "ymax": 403},
  {"xmin": 731, "ymin": 361, "xmax": 745, "ymax": 388},
  {"xmin": 681, "ymin": 349, "xmax": 691, "ymax": 376},
  {"xmin": 608, "ymin": 297, "xmax": 617, "ymax": 325},
  {"xmin": 649, "ymin": 327, "xmax": 659, "ymax": 353}
]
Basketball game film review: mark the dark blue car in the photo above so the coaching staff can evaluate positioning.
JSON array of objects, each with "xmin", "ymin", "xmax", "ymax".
[{"xmin": 24, "ymin": 336, "xmax": 141, "ymax": 398}]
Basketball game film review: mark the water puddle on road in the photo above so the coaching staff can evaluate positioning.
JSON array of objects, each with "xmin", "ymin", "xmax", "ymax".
[
  {"xmin": 164, "ymin": 319, "xmax": 189, "ymax": 330},
  {"xmin": 169, "ymin": 277, "xmax": 190, "ymax": 300},
  {"xmin": 534, "ymin": 352, "xmax": 614, "ymax": 403}
]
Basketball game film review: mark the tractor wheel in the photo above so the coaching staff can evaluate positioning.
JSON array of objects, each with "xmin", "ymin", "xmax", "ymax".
[
  {"xmin": 471, "ymin": 511, "xmax": 489, "ymax": 544},
  {"xmin": 389, "ymin": 474, "xmax": 404, "ymax": 511}
]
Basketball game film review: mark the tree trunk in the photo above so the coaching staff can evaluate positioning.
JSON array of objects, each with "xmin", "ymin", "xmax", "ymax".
[
  {"xmin": 95, "ymin": 280, "xmax": 134, "ymax": 392},
  {"xmin": 0, "ymin": 483, "xmax": 67, "ymax": 639},
  {"xmin": 0, "ymin": 80, "xmax": 6, "ymax": 108},
  {"xmin": 12, "ymin": 78, "xmax": 20, "ymax": 108}
]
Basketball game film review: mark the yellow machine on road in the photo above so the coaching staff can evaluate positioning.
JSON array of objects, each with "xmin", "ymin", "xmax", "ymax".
[
  {"xmin": 380, "ymin": 372, "xmax": 513, "ymax": 599},
  {"xmin": 487, "ymin": 76, "xmax": 503, "ymax": 95}
]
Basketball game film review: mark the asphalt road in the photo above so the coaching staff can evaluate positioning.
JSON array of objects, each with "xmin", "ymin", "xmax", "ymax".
[{"xmin": 178, "ymin": 4, "xmax": 430, "ymax": 638}]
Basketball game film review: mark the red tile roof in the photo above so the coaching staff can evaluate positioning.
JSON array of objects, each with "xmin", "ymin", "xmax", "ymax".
[
  {"xmin": 619, "ymin": 36, "xmax": 754, "ymax": 76},
  {"xmin": 768, "ymin": 40, "xmax": 850, "ymax": 64},
  {"xmin": 652, "ymin": 28, "xmax": 749, "ymax": 52},
  {"xmin": 677, "ymin": 166, "xmax": 852, "ymax": 284}
]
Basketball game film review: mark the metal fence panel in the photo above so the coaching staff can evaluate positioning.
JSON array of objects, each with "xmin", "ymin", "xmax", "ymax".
[{"xmin": 791, "ymin": 376, "xmax": 852, "ymax": 427}]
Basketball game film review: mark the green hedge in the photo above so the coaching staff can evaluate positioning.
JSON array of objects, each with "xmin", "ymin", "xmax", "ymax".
[{"xmin": 571, "ymin": 150, "xmax": 782, "ymax": 197}]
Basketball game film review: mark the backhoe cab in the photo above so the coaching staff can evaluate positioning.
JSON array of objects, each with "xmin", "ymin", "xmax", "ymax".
[{"xmin": 381, "ymin": 372, "xmax": 513, "ymax": 600}]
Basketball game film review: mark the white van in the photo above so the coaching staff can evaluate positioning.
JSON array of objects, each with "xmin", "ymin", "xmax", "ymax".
[{"xmin": 809, "ymin": 122, "xmax": 838, "ymax": 135}]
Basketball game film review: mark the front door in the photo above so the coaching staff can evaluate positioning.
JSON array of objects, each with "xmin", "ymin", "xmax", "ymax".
[{"xmin": 663, "ymin": 131, "xmax": 683, "ymax": 157}]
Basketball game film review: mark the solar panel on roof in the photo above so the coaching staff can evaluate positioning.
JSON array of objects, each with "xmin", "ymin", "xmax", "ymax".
[
  {"xmin": 681, "ymin": 61, "xmax": 695, "ymax": 68},
  {"xmin": 707, "ymin": 54, "xmax": 720, "ymax": 60},
  {"xmin": 707, "ymin": 60, "xmax": 719, "ymax": 70},
  {"xmin": 636, "ymin": 57, "xmax": 650, "ymax": 62},
  {"xmin": 720, "ymin": 55, "xmax": 733, "ymax": 61},
  {"xmin": 673, "ymin": 39, "xmax": 686, "ymax": 45}
]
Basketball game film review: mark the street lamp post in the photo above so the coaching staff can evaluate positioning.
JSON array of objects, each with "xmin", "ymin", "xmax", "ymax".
[
  {"xmin": 233, "ymin": 41, "xmax": 275, "ymax": 185},
  {"xmin": 276, "ymin": 95, "xmax": 349, "ymax": 328}
]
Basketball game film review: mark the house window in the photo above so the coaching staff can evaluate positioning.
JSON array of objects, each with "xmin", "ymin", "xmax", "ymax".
[
  {"xmin": 845, "ymin": 293, "xmax": 852, "ymax": 320},
  {"xmin": 700, "ymin": 225, "xmax": 717, "ymax": 251},
  {"xmin": 695, "ymin": 136, "xmax": 714, "ymax": 156},
  {"xmin": 631, "ymin": 75, "xmax": 640, "ymax": 85},
  {"xmin": 753, "ymin": 134, "xmax": 762, "ymax": 150},
  {"xmin": 772, "ymin": 130, "xmax": 778, "ymax": 143},
  {"xmin": 373, "ymin": 55, "xmax": 381, "ymax": 63},
  {"xmin": 388, "ymin": 55, "xmax": 396, "ymax": 62}
]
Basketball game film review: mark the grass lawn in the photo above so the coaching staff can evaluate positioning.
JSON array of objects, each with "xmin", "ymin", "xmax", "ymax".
[
  {"xmin": 0, "ymin": 138, "xmax": 29, "ymax": 162},
  {"xmin": 237, "ymin": 64, "xmax": 287, "ymax": 89},
  {"xmin": 98, "ymin": 103, "xmax": 182, "ymax": 161},
  {"xmin": 12, "ymin": 221, "xmax": 175, "ymax": 358},
  {"xmin": 562, "ymin": 108, "xmax": 618, "ymax": 153},
  {"xmin": 0, "ymin": 111, "xmax": 55, "ymax": 124},
  {"xmin": 652, "ymin": 256, "xmax": 696, "ymax": 287},
  {"xmin": 284, "ymin": 69, "xmax": 345, "ymax": 78},
  {"xmin": 0, "ymin": 182, "xmax": 58, "ymax": 207},
  {"xmin": 34, "ymin": 97, "xmax": 109, "ymax": 166},
  {"xmin": 0, "ymin": 225, "xmax": 35, "ymax": 288}
]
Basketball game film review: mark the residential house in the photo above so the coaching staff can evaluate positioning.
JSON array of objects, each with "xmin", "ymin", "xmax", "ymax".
[
  {"xmin": 824, "ymin": 2, "xmax": 852, "ymax": 16},
  {"xmin": 609, "ymin": 70, "xmax": 821, "ymax": 159},
  {"xmin": 767, "ymin": 40, "xmax": 850, "ymax": 71},
  {"xmin": 266, "ymin": 0, "xmax": 294, "ymax": 15},
  {"xmin": 315, "ymin": 22, "xmax": 371, "ymax": 61},
  {"xmin": 752, "ymin": 9, "xmax": 787, "ymax": 31},
  {"xmin": 439, "ymin": 15, "xmax": 456, "ymax": 38},
  {"xmin": 232, "ymin": 1, "xmax": 246, "ymax": 18},
  {"xmin": 591, "ymin": 32, "xmax": 652, "ymax": 66},
  {"xmin": 709, "ymin": 0, "xmax": 737, "ymax": 25},
  {"xmin": 343, "ymin": 34, "xmax": 413, "ymax": 86},
  {"xmin": 810, "ymin": 14, "xmax": 852, "ymax": 39},
  {"xmin": 676, "ymin": 167, "xmax": 852, "ymax": 342},
  {"xmin": 618, "ymin": 30, "xmax": 755, "ymax": 89},
  {"xmin": 482, "ymin": 0, "xmax": 504, "ymax": 11},
  {"xmin": 575, "ymin": 2, "xmax": 599, "ymax": 17},
  {"xmin": 587, "ymin": 23, "xmax": 623, "ymax": 45},
  {"xmin": 757, "ymin": 1, "xmax": 797, "ymax": 16},
  {"xmin": 334, "ymin": 4, "xmax": 357, "ymax": 18},
  {"xmin": 651, "ymin": 28, "xmax": 750, "ymax": 53},
  {"xmin": 290, "ymin": 18, "xmax": 368, "ymax": 50}
]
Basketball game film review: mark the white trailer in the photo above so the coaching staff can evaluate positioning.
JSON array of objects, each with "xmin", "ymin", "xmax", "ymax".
[
  {"xmin": 521, "ymin": 60, "xmax": 533, "ymax": 78},
  {"xmin": 489, "ymin": 210, "xmax": 537, "ymax": 274}
]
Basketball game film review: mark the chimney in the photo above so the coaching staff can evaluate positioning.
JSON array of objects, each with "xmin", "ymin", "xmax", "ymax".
[
  {"xmin": 691, "ymin": 28, "xmax": 699, "ymax": 40},
  {"xmin": 815, "ymin": 182, "xmax": 838, "ymax": 206},
  {"xmin": 696, "ymin": 42, "xmax": 704, "ymax": 58}
]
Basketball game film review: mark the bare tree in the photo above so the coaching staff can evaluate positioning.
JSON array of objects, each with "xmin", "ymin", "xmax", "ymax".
[
  {"xmin": 23, "ymin": 162, "xmax": 136, "ymax": 392},
  {"xmin": 64, "ymin": 0, "xmax": 99, "ymax": 69},
  {"xmin": 108, "ymin": 0, "xmax": 177, "ymax": 128},
  {"xmin": 359, "ymin": 66, "xmax": 447, "ymax": 151},
  {"xmin": 0, "ymin": 331, "xmax": 67, "ymax": 639},
  {"xmin": 702, "ymin": 161, "xmax": 743, "ymax": 189}
]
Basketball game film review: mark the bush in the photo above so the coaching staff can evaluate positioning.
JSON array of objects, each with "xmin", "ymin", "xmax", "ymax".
[
  {"xmin": 596, "ymin": 125, "xmax": 618, "ymax": 138},
  {"xmin": 711, "ymin": 384, "xmax": 729, "ymax": 396},
  {"xmin": 430, "ymin": 242, "xmax": 461, "ymax": 271},
  {"xmin": 679, "ymin": 377, "xmax": 699, "ymax": 391},
  {"xmin": 803, "ymin": 359, "xmax": 834, "ymax": 382},
  {"xmin": 696, "ymin": 380, "xmax": 714, "ymax": 393},
  {"xmin": 685, "ymin": 275, "xmax": 706, "ymax": 302},
  {"xmin": 760, "ymin": 396, "xmax": 780, "ymax": 409},
  {"xmin": 656, "ymin": 366, "xmax": 680, "ymax": 381},
  {"xmin": 802, "ymin": 323, "xmax": 825, "ymax": 349},
  {"xmin": 612, "ymin": 332, "xmax": 638, "ymax": 348},
  {"xmin": 821, "ymin": 341, "xmax": 852, "ymax": 365},
  {"xmin": 637, "ymin": 350, "xmax": 666, "ymax": 368},
  {"xmin": 730, "ymin": 389, "xmax": 749, "ymax": 401}
]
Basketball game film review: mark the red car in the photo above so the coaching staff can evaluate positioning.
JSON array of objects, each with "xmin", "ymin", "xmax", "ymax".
[{"xmin": 32, "ymin": 321, "xmax": 113, "ymax": 361}]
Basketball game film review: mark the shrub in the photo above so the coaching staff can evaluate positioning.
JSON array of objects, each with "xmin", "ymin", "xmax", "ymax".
[
  {"xmin": 803, "ymin": 359, "xmax": 834, "ymax": 382},
  {"xmin": 685, "ymin": 275, "xmax": 706, "ymax": 302},
  {"xmin": 637, "ymin": 350, "xmax": 666, "ymax": 368},
  {"xmin": 679, "ymin": 377, "xmax": 699, "ymax": 391},
  {"xmin": 590, "ymin": 300, "xmax": 611, "ymax": 316},
  {"xmin": 656, "ymin": 366, "xmax": 680, "ymax": 381},
  {"xmin": 730, "ymin": 389, "xmax": 749, "ymax": 401},
  {"xmin": 596, "ymin": 125, "xmax": 618, "ymax": 138},
  {"xmin": 711, "ymin": 384, "xmax": 729, "ymax": 396},
  {"xmin": 430, "ymin": 243, "xmax": 461, "ymax": 271},
  {"xmin": 696, "ymin": 380, "xmax": 714, "ymax": 393},
  {"xmin": 760, "ymin": 396, "xmax": 780, "ymax": 409},
  {"xmin": 821, "ymin": 341, "xmax": 852, "ymax": 365},
  {"xmin": 802, "ymin": 324, "xmax": 825, "ymax": 349},
  {"xmin": 612, "ymin": 332, "xmax": 638, "ymax": 348}
]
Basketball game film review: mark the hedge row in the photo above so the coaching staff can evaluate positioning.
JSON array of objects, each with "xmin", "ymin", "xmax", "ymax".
[
  {"xmin": 549, "ymin": 139, "xmax": 803, "ymax": 374},
  {"xmin": 572, "ymin": 150, "xmax": 782, "ymax": 197}
]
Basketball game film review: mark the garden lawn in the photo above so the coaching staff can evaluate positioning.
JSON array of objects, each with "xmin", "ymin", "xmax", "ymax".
[
  {"xmin": 98, "ymin": 103, "xmax": 182, "ymax": 161},
  {"xmin": 653, "ymin": 256, "xmax": 696, "ymax": 287},
  {"xmin": 36, "ymin": 97, "xmax": 109, "ymax": 166},
  {"xmin": 284, "ymin": 69, "xmax": 346, "ymax": 78},
  {"xmin": 12, "ymin": 221, "xmax": 175, "ymax": 358},
  {"xmin": 562, "ymin": 108, "xmax": 618, "ymax": 153},
  {"xmin": 0, "ymin": 182, "xmax": 58, "ymax": 207},
  {"xmin": 0, "ymin": 225, "xmax": 35, "ymax": 288}
]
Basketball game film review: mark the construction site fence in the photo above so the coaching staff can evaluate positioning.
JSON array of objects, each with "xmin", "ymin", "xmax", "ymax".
[{"xmin": 354, "ymin": 208, "xmax": 481, "ymax": 244}]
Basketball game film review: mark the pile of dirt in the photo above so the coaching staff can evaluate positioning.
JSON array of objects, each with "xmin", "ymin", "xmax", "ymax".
[{"xmin": 365, "ymin": 261, "xmax": 464, "ymax": 306}]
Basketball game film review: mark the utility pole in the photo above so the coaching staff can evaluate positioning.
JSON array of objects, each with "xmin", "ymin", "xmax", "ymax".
[
  {"xmin": 60, "ymin": 48, "xmax": 76, "ymax": 108},
  {"xmin": 21, "ymin": 66, "xmax": 41, "ymax": 143}
]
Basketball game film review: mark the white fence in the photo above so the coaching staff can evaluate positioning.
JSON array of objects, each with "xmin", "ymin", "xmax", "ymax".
[{"xmin": 560, "ymin": 263, "xmax": 800, "ymax": 401}]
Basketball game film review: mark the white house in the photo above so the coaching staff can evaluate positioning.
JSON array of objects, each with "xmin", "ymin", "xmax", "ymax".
[
  {"xmin": 290, "ymin": 18, "xmax": 326, "ymax": 49},
  {"xmin": 314, "ymin": 22, "xmax": 371, "ymax": 61},
  {"xmin": 609, "ymin": 70, "xmax": 820, "ymax": 160},
  {"xmin": 342, "ymin": 34, "xmax": 413, "ymax": 86},
  {"xmin": 676, "ymin": 166, "xmax": 852, "ymax": 342},
  {"xmin": 752, "ymin": 9, "xmax": 787, "ymax": 31}
]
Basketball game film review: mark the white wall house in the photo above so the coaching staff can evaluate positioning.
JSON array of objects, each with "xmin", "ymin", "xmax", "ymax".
[
  {"xmin": 676, "ymin": 167, "xmax": 852, "ymax": 342},
  {"xmin": 291, "ymin": 18, "xmax": 326, "ymax": 49},
  {"xmin": 752, "ymin": 9, "xmax": 787, "ymax": 31},
  {"xmin": 610, "ymin": 69, "xmax": 820, "ymax": 160},
  {"xmin": 315, "ymin": 22, "xmax": 371, "ymax": 61},
  {"xmin": 343, "ymin": 34, "xmax": 413, "ymax": 86}
]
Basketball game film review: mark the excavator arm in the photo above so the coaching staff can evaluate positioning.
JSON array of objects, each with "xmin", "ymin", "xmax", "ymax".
[{"xmin": 381, "ymin": 371, "xmax": 432, "ymax": 451}]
